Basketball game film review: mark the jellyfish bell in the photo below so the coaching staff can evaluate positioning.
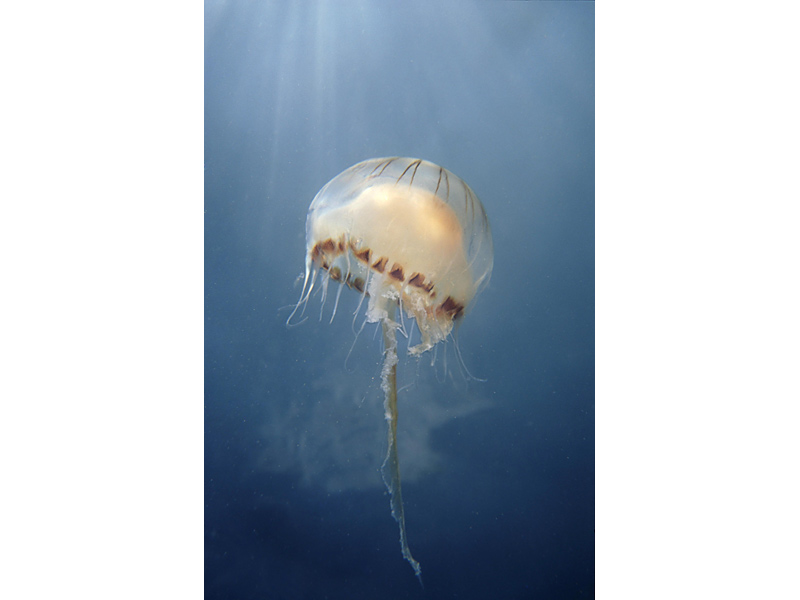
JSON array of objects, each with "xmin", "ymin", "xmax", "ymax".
[
  {"xmin": 290, "ymin": 157, "xmax": 493, "ymax": 582},
  {"xmin": 294, "ymin": 157, "xmax": 493, "ymax": 354}
]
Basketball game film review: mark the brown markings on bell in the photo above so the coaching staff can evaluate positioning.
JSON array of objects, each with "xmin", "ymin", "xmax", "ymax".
[
  {"xmin": 319, "ymin": 238, "xmax": 337, "ymax": 254},
  {"xmin": 408, "ymin": 272, "xmax": 435, "ymax": 296},
  {"xmin": 389, "ymin": 264, "xmax": 405, "ymax": 282},
  {"xmin": 313, "ymin": 238, "xmax": 337, "ymax": 266},
  {"xmin": 397, "ymin": 158, "xmax": 423, "ymax": 187},
  {"xmin": 352, "ymin": 277, "xmax": 365, "ymax": 293},
  {"xmin": 440, "ymin": 296, "xmax": 465, "ymax": 319},
  {"xmin": 314, "ymin": 236, "xmax": 353, "ymax": 274},
  {"xmin": 353, "ymin": 246, "xmax": 372, "ymax": 263},
  {"xmin": 329, "ymin": 266, "xmax": 342, "ymax": 281},
  {"xmin": 370, "ymin": 157, "xmax": 397, "ymax": 179},
  {"xmin": 372, "ymin": 256, "xmax": 388, "ymax": 273},
  {"xmin": 408, "ymin": 273, "xmax": 425, "ymax": 288}
]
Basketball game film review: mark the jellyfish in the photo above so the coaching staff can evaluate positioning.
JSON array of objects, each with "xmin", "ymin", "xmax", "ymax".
[{"xmin": 289, "ymin": 157, "xmax": 493, "ymax": 581}]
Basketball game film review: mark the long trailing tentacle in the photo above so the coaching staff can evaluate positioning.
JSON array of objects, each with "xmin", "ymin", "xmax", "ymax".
[{"xmin": 380, "ymin": 317, "xmax": 423, "ymax": 585}]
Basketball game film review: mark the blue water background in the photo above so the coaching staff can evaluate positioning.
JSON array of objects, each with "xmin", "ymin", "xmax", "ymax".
[{"xmin": 205, "ymin": 2, "xmax": 594, "ymax": 598}]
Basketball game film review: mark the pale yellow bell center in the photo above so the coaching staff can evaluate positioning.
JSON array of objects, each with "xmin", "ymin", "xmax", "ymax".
[{"xmin": 311, "ymin": 182, "xmax": 474, "ymax": 306}]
